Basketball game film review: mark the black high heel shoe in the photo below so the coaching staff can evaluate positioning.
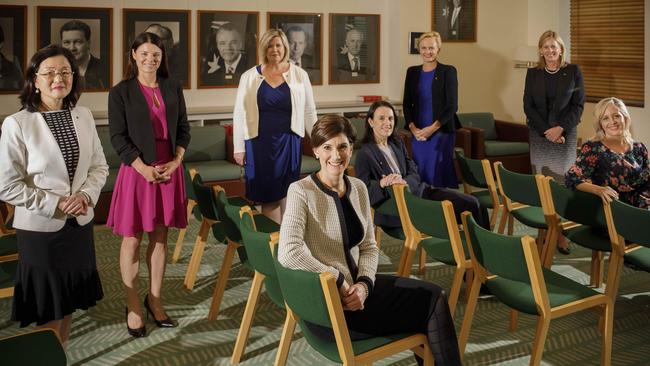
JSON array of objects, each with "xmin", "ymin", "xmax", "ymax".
[
  {"xmin": 125, "ymin": 307, "xmax": 147, "ymax": 338},
  {"xmin": 144, "ymin": 295, "xmax": 177, "ymax": 328}
]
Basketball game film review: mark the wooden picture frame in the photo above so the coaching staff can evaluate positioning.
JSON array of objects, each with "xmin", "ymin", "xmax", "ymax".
[
  {"xmin": 0, "ymin": 5, "xmax": 26, "ymax": 94},
  {"xmin": 37, "ymin": 6, "xmax": 112, "ymax": 92},
  {"xmin": 197, "ymin": 10, "xmax": 258, "ymax": 89},
  {"xmin": 329, "ymin": 14, "xmax": 380, "ymax": 85},
  {"xmin": 432, "ymin": 0, "xmax": 477, "ymax": 42},
  {"xmin": 268, "ymin": 12, "xmax": 323, "ymax": 85},
  {"xmin": 123, "ymin": 8, "xmax": 191, "ymax": 89},
  {"xmin": 409, "ymin": 32, "xmax": 424, "ymax": 54}
]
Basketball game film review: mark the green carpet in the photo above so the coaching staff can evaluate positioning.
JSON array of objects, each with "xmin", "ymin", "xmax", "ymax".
[{"xmin": 1, "ymin": 214, "xmax": 649, "ymax": 365}]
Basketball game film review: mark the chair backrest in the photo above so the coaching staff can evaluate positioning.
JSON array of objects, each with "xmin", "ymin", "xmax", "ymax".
[
  {"xmin": 374, "ymin": 182, "xmax": 400, "ymax": 217},
  {"xmin": 0, "ymin": 329, "xmax": 67, "ymax": 366},
  {"xmin": 183, "ymin": 125, "xmax": 227, "ymax": 162},
  {"xmin": 349, "ymin": 118, "xmax": 367, "ymax": 149},
  {"xmin": 183, "ymin": 165, "xmax": 197, "ymax": 201},
  {"xmin": 191, "ymin": 173, "xmax": 219, "ymax": 221},
  {"xmin": 495, "ymin": 162, "xmax": 541, "ymax": 207},
  {"xmin": 457, "ymin": 112, "xmax": 497, "ymax": 140},
  {"xmin": 608, "ymin": 199, "xmax": 650, "ymax": 248},
  {"xmin": 548, "ymin": 179, "xmax": 606, "ymax": 229},
  {"xmin": 455, "ymin": 151, "xmax": 488, "ymax": 189},
  {"xmin": 214, "ymin": 186, "xmax": 243, "ymax": 243},
  {"xmin": 402, "ymin": 188, "xmax": 452, "ymax": 240}
]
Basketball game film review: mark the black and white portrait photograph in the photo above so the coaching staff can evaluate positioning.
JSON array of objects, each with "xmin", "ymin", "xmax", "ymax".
[
  {"xmin": 268, "ymin": 12, "xmax": 322, "ymax": 85},
  {"xmin": 0, "ymin": 5, "xmax": 26, "ymax": 94},
  {"xmin": 330, "ymin": 14, "xmax": 380, "ymax": 85},
  {"xmin": 198, "ymin": 11, "xmax": 258, "ymax": 89},
  {"xmin": 37, "ymin": 6, "xmax": 112, "ymax": 91},
  {"xmin": 123, "ymin": 9, "xmax": 191, "ymax": 88},
  {"xmin": 432, "ymin": 0, "xmax": 477, "ymax": 42}
]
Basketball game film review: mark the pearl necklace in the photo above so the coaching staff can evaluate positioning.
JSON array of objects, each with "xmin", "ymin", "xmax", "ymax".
[{"xmin": 544, "ymin": 66, "xmax": 560, "ymax": 74}]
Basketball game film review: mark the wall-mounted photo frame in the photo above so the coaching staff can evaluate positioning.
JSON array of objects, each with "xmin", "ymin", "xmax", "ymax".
[
  {"xmin": 432, "ymin": 0, "xmax": 477, "ymax": 42},
  {"xmin": 268, "ymin": 12, "xmax": 323, "ymax": 85},
  {"xmin": 123, "ymin": 9, "xmax": 191, "ymax": 88},
  {"xmin": 37, "ymin": 6, "xmax": 112, "ymax": 92},
  {"xmin": 329, "ymin": 14, "xmax": 380, "ymax": 85},
  {"xmin": 409, "ymin": 32, "xmax": 424, "ymax": 54},
  {"xmin": 197, "ymin": 10, "xmax": 258, "ymax": 89},
  {"xmin": 0, "ymin": 5, "xmax": 26, "ymax": 94}
]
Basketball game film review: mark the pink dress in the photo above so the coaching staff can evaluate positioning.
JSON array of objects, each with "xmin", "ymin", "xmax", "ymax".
[{"xmin": 106, "ymin": 83, "xmax": 187, "ymax": 237}]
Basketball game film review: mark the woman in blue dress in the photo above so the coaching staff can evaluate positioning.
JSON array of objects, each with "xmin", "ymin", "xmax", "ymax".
[
  {"xmin": 403, "ymin": 31, "xmax": 460, "ymax": 188},
  {"xmin": 233, "ymin": 29, "xmax": 317, "ymax": 223}
]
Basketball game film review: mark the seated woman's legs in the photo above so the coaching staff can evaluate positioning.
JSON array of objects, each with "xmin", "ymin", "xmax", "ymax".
[{"xmin": 423, "ymin": 186, "xmax": 490, "ymax": 229}]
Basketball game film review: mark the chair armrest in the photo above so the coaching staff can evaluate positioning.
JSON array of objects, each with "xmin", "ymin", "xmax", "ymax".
[
  {"xmin": 495, "ymin": 120, "xmax": 530, "ymax": 142},
  {"xmin": 455, "ymin": 128, "xmax": 472, "ymax": 157},
  {"xmin": 302, "ymin": 134, "xmax": 316, "ymax": 158},
  {"xmin": 225, "ymin": 127, "xmax": 237, "ymax": 165},
  {"xmin": 464, "ymin": 126, "xmax": 486, "ymax": 159}
]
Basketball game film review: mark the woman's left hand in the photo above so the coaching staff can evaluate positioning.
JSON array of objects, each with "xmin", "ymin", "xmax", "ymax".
[
  {"xmin": 417, "ymin": 121, "xmax": 441, "ymax": 141},
  {"xmin": 155, "ymin": 159, "xmax": 181, "ymax": 181},
  {"xmin": 341, "ymin": 283, "xmax": 367, "ymax": 311},
  {"xmin": 544, "ymin": 126, "xmax": 564, "ymax": 143},
  {"xmin": 59, "ymin": 192, "xmax": 89, "ymax": 216}
]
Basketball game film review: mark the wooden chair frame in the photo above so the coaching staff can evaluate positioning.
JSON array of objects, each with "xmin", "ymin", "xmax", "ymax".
[
  {"xmin": 458, "ymin": 212, "xmax": 621, "ymax": 366},
  {"xmin": 171, "ymin": 168, "xmax": 198, "ymax": 264}
]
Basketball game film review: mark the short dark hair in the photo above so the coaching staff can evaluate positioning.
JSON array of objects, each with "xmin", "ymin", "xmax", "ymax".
[
  {"xmin": 311, "ymin": 114, "xmax": 357, "ymax": 148},
  {"xmin": 60, "ymin": 20, "xmax": 91, "ymax": 41},
  {"xmin": 19, "ymin": 44, "xmax": 81, "ymax": 113},
  {"xmin": 361, "ymin": 100, "xmax": 400, "ymax": 144},
  {"xmin": 124, "ymin": 31, "xmax": 169, "ymax": 80}
]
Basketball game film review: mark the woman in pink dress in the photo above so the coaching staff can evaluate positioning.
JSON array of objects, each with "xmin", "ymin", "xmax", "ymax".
[{"xmin": 107, "ymin": 32, "xmax": 190, "ymax": 337}]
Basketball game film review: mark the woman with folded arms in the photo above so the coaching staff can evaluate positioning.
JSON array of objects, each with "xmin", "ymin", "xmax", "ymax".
[{"xmin": 279, "ymin": 115, "xmax": 462, "ymax": 366}]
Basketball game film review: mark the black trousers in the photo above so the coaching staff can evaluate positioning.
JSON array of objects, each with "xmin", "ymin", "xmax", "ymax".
[
  {"xmin": 422, "ymin": 186, "xmax": 490, "ymax": 230},
  {"xmin": 344, "ymin": 274, "xmax": 462, "ymax": 366}
]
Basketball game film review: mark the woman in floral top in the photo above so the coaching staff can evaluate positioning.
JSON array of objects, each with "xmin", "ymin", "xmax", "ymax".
[{"xmin": 566, "ymin": 97, "xmax": 650, "ymax": 208}]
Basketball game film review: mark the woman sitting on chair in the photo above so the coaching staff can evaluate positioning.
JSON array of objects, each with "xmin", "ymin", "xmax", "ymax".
[
  {"xmin": 278, "ymin": 114, "xmax": 462, "ymax": 366},
  {"xmin": 566, "ymin": 97, "xmax": 649, "ymax": 208},
  {"xmin": 355, "ymin": 100, "xmax": 489, "ymax": 230}
]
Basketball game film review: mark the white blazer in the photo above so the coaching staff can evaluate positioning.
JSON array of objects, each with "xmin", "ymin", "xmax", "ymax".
[{"xmin": 0, "ymin": 106, "xmax": 108, "ymax": 232}]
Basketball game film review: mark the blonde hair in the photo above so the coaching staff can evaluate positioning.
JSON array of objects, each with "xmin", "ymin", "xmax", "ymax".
[
  {"xmin": 592, "ymin": 97, "xmax": 634, "ymax": 148},
  {"xmin": 259, "ymin": 29, "xmax": 290, "ymax": 64},
  {"xmin": 417, "ymin": 31, "xmax": 442, "ymax": 49},
  {"xmin": 536, "ymin": 30, "xmax": 567, "ymax": 68}
]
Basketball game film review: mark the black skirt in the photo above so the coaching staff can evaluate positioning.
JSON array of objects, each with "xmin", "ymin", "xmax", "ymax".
[{"xmin": 12, "ymin": 218, "xmax": 103, "ymax": 327}]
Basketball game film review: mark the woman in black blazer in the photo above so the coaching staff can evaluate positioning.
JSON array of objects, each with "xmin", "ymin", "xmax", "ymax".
[
  {"xmin": 403, "ymin": 31, "xmax": 460, "ymax": 189},
  {"xmin": 107, "ymin": 32, "xmax": 190, "ymax": 337},
  {"xmin": 523, "ymin": 30, "xmax": 584, "ymax": 254}
]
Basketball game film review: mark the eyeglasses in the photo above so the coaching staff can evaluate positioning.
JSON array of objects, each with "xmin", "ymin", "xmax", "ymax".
[{"xmin": 36, "ymin": 69, "xmax": 74, "ymax": 79}]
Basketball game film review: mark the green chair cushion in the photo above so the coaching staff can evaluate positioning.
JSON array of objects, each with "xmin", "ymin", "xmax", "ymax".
[
  {"xmin": 563, "ymin": 226, "xmax": 612, "ymax": 252},
  {"xmin": 101, "ymin": 167, "xmax": 120, "ymax": 192},
  {"xmin": 458, "ymin": 113, "xmax": 498, "ymax": 140},
  {"xmin": 184, "ymin": 125, "xmax": 226, "ymax": 162},
  {"xmin": 379, "ymin": 225, "xmax": 405, "ymax": 240},
  {"xmin": 0, "ymin": 329, "xmax": 67, "ymax": 366},
  {"xmin": 421, "ymin": 235, "xmax": 470, "ymax": 266},
  {"xmin": 486, "ymin": 268, "xmax": 600, "ymax": 315},
  {"xmin": 0, "ymin": 260, "xmax": 17, "ymax": 289},
  {"xmin": 0, "ymin": 234, "xmax": 17, "ymax": 257},
  {"xmin": 301, "ymin": 155, "xmax": 321, "ymax": 174},
  {"xmin": 484, "ymin": 141, "xmax": 530, "ymax": 157},
  {"xmin": 471, "ymin": 189, "xmax": 498, "ymax": 209},
  {"xmin": 186, "ymin": 160, "xmax": 242, "ymax": 182},
  {"xmin": 624, "ymin": 247, "xmax": 650, "ymax": 272},
  {"xmin": 96, "ymin": 127, "xmax": 121, "ymax": 168},
  {"xmin": 511, "ymin": 206, "xmax": 547, "ymax": 229}
]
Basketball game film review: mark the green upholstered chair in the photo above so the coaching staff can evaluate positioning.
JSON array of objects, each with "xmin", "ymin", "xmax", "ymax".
[
  {"xmin": 272, "ymin": 250, "xmax": 433, "ymax": 365},
  {"xmin": 0, "ymin": 329, "xmax": 66, "ymax": 366},
  {"xmin": 458, "ymin": 212, "xmax": 619, "ymax": 366},
  {"xmin": 171, "ymin": 166, "xmax": 202, "ymax": 264},
  {"xmin": 455, "ymin": 152, "xmax": 503, "ymax": 230},
  {"xmin": 183, "ymin": 172, "xmax": 250, "ymax": 290},
  {"xmin": 605, "ymin": 199, "xmax": 650, "ymax": 275},
  {"xmin": 459, "ymin": 112, "xmax": 531, "ymax": 173},
  {"xmin": 395, "ymin": 185, "xmax": 472, "ymax": 317},
  {"xmin": 206, "ymin": 185, "xmax": 279, "ymax": 321},
  {"xmin": 371, "ymin": 182, "xmax": 406, "ymax": 248}
]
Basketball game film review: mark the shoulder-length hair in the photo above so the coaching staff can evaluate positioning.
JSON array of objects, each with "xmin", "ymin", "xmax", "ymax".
[
  {"xmin": 19, "ymin": 44, "xmax": 81, "ymax": 113},
  {"xmin": 361, "ymin": 100, "xmax": 400, "ymax": 145},
  {"xmin": 124, "ymin": 32, "xmax": 169, "ymax": 80},
  {"xmin": 536, "ymin": 30, "xmax": 567, "ymax": 69},
  {"xmin": 259, "ymin": 28, "xmax": 291, "ymax": 65},
  {"xmin": 592, "ymin": 97, "xmax": 634, "ymax": 148},
  {"xmin": 311, "ymin": 114, "xmax": 357, "ymax": 148}
]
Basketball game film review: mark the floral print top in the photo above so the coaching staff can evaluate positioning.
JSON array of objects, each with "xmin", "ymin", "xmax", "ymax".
[{"xmin": 565, "ymin": 140, "xmax": 650, "ymax": 208}]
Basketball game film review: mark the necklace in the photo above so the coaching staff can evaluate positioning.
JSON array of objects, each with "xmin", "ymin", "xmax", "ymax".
[{"xmin": 544, "ymin": 66, "xmax": 560, "ymax": 74}]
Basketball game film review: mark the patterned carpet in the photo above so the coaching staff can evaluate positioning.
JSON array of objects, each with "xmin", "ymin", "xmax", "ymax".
[{"xmin": 1, "ymin": 213, "xmax": 649, "ymax": 365}]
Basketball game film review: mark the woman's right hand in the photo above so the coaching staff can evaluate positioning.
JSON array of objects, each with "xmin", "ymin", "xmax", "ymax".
[
  {"xmin": 234, "ymin": 152, "xmax": 246, "ymax": 166},
  {"xmin": 139, "ymin": 165, "xmax": 167, "ymax": 183},
  {"xmin": 380, "ymin": 174, "xmax": 407, "ymax": 188},
  {"xmin": 593, "ymin": 185, "xmax": 619, "ymax": 203}
]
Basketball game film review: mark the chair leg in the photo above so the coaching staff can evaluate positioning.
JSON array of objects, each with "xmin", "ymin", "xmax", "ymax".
[
  {"xmin": 448, "ymin": 266, "xmax": 465, "ymax": 318},
  {"xmin": 231, "ymin": 271, "xmax": 265, "ymax": 364},
  {"xmin": 530, "ymin": 316, "xmax": 551, "ymax": 366},
  {"xmin": 497, "ymin": 208, "xmax": 509, "ymax": 234},
  {"xmin": 274, "ymin": 310, "xmax": 297, "ymax": 366},
  {"xmin": 397, "ymin": 239, "xmax": 417, "ymax": 277},
  {"xmin": 207, "ymin": 241, "xmax": 239, "ymax": 321},
  {"xmin": 590, "ymin": 251, "xmax": 604, "ymax": 288},
  {"xmin": 172, "ymin": 200, "xmax": 197, "ymax": 264},
  {"xmin": 509, "ymin": 309, "xmax": 519, "ymax": 332},
  {"xmin": 542, "ymin": 226, "xmax": 559, "ymax": 269},
  {"xmin": 417, "ymin": 246, "xmax": 426, "ymax": 275},
  {"xmin": 464, "ymin": 268, "xmax": 474, "ymax": 300},
  {"xmin": 507, "ymin": 213, "xmax": 515, "ymax": 236},
  {"xmin": 601, "ymin": 302, "xmax": 614, "ymax": 366},
  {"xmin": 374, "ymin": 226, "xmax": 382, "ymax": 249},
  {"xmin": 489, "ymin": 205, "xmax": 499, "ymax": 231},
  {"xmin": 458, "ymin": 274, "xmax": 482, "ymax": 356},
  {"xmin": 183, "ymin": 219, "xmax": 210, "ymax": 290}
]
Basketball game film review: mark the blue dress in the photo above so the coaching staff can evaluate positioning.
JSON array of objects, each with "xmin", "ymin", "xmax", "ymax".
[
  {"xmin": 244, "ymin": 66, "xmax": 302, "ymax": 203},
  {"xmin": 411, "ymin": 68, "xmax": 458, "ymax": 188}
]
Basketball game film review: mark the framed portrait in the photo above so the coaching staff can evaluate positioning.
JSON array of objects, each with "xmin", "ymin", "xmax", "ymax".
[
  {"xmin": 123, "ymin": 9, "xmax": 191, "ymax": 88},
  {"xmin": 268, "ymin": 12, "xmax": 323, "ymax": 85},
  {"xmin": 0, "ymin": 5, "xmax": 26, "ymax": 94},
  {"xmin": 37, "ymin": 6, "xmax": 112, "ymax": 92},
  {"xmin": 409, "ymin": 32, "xmax": 424, "ymax": 54},
  {"xmin": 432, "ymin": 0, "xmax": 477, "ymax": 42},
  {"xmin": 197, "ymin": 11, "xmax": 258, "ymax": 89},
  {"xmin": 329, "ymin": 14, "xmax": 380, "ymax": 85}
]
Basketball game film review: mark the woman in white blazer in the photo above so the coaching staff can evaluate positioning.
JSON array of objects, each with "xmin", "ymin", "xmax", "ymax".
[{"xmin": 0, "ymin": 45, "xmax": 108, "ymax": 345}]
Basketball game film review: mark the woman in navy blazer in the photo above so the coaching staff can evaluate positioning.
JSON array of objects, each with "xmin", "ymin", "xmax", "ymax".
[
  {"xmin": 403, "ymin": 31, "xmax": 461, "ymax": 189},
  {"xmin": 107, "ymin": 32, "xmax": 190, "ymax": 337}
]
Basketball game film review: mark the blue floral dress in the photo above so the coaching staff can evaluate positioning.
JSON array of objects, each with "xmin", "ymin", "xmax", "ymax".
[{"xmin": 565, "ymin": 140, "xmax": 650, "ymax": 208}]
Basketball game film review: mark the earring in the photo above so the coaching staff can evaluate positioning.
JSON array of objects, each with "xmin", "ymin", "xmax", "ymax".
[
  {"xmin": 315, "ymin": 155, "xmax": 320, "ymax": 160},
  {"xmin": 35, "ymin": 88, "xmax": 40, "ymax": 94}
]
